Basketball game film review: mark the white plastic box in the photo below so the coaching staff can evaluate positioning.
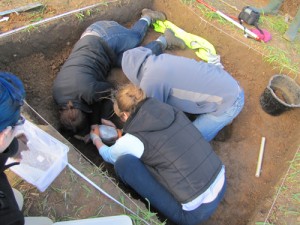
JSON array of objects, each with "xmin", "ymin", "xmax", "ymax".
[
  {"xmin": 7, "ymin": 120, "xmax": 69, "ymax": 192},
  {"xmin": 52, "ymin": 215, "xmax": 133, "ymax": 225}
]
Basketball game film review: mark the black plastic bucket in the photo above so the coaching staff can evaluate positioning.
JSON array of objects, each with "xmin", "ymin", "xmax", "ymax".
[{"xmin": 260, "ymin": 74, "xmax": 300, "ymax": 116}]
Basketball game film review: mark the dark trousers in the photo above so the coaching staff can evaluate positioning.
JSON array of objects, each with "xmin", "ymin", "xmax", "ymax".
[{"xmin": 114, "ymin": 154, "xmax": 226, "ymax": 225}]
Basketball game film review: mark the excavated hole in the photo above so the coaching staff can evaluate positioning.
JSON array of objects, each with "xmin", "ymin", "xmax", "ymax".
[{"xmin": 1, "ymin": 1, "xmax": 299, "ymax": 224}]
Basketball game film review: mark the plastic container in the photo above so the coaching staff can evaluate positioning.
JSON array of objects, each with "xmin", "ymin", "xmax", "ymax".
[
  {"xmin": 52, "ymin": 215, "xmax": 132, "ymax": 225},
  {"xmin": 99, "ymin": 125, "xmax": 118, "ymax": 143},
  {"xmin": 6, "ymin": 120, "xmax": 69, "ymax": 192},
  {"xmin": 260, "ymin": 74, "xmax": 300, "ymax": 116}
]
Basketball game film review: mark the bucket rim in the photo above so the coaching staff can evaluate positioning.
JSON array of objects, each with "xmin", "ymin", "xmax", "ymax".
[{"xmin": 267, "ymin": 74, "xmax": 300, "ymax": 108}]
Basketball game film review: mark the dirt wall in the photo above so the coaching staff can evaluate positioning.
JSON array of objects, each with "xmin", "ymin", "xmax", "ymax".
[
  {"xmin": 0, "ymin": 0, "xmax": 152, "ymax": 66},
  {"xmin": 0, "ymin": 0, "xmax": 299, "ymax": 225}
]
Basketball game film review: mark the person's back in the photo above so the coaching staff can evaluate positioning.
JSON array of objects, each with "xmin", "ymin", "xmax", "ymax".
[
  {"xmin": 53, "ymin": 34, "xmax": 115, "ymax": 111},
  {"xmin": 123, "ymin": 47, "xmax": 240, "ymax": 116},
  {"xmin": 123, "ymin": 97, "xmax": 223, "ymax": 203},
  {"xmin": 122, "ymin": 44, "xmax": 244, "ymax": 141},
  {"xmin": 91, "ymin": 83, "xmax": 226, "ymax": 225},
  {"xmin": 52, "ymin": 9, "xmax": 167, "ymax": 133}
]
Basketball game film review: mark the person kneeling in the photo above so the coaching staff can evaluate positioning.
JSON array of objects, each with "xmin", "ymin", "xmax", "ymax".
[{"xmin": 90, "ymin": 83, "xmax": 226, "ymax": 225}]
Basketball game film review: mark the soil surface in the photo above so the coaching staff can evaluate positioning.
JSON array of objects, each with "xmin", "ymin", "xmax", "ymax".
[{"xmin": 1, "ymin": 0, "xmax": 300, "ymax": 225}]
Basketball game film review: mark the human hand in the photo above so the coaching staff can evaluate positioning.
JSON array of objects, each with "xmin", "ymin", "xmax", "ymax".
[
  {"xmin": 12, "ymin": 134, "xmax": 29, "ymax": 160},
  {"xmin": 116, "ymin": 129, "xmax": 123, "ymax": 138},
  {"xmin": 0, "ymin": 126, "xmax": 14, "ymax": 153},
  {"xmin": 90, "ymin": 124, "xmax": 100, "ymax": 136},
  {"xmin": 74, "ymin": 133, "xmax": 91, "ymax": 144},
  {"xmin": 90, "ymin": 125, "xmax": 102, "ymax": 145},
  {"xmin": 207, "ymin": 53, "xmax": 224, "ymax": 69}
]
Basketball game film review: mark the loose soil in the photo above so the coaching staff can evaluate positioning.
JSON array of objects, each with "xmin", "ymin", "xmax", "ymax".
[{"xmin": 1, "ymin": 0, "xmax": 299, "ymax": 225}]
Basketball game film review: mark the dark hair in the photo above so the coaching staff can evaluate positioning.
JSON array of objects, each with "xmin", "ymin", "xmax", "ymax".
[{"xmin": 59, "ymin": 101, "xmax": 87, "ymax": 133}]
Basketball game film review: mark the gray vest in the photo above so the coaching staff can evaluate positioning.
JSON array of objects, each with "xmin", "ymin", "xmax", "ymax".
[{"xmin": 124, "ymin": 98, "xmax": 223, "ymax": 203}]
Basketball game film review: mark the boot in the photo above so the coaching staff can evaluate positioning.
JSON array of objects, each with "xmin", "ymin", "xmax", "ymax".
[
  {"xmin": 164, "ymin": 29, "xmax": 186, "ymax": 50},
  {"xmin": 141, "ymin": 8, "xmax": 166, "ymax": 23},
  {"xmin": 283, "ymin": 8, "xmax": 300, "ymax": 41},
  {"xmin": 251, "ymin": 0, "xmax": 284, "ymax": 15}
]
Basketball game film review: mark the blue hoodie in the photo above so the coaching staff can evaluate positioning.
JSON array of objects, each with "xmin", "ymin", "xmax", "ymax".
[
  {"xmin": 122, "ymin": 47, "xmax": 240, "ymax": 116},
  {"xmin": 0, "ymin": 72, "xmax": 25, "ymax": 132}
]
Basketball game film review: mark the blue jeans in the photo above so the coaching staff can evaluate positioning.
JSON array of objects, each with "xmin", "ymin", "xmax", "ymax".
[
  {"xmin": 114, "ymin": 155, "xmax": 226, "ymax": 225},
  {"xmin": 81, "ymin": 20, "xmax": 149, "ymax": 67},
  {"xmin": 193, "ymin": 88, "xmax": 245, "ymax": 141},
  {"xmin": 142, "ymin": 42, "xmax": 244, "ymax": 142},
  {"xmin": 144, "ymin": 40, "xmax": 164, "ymax": 55}
]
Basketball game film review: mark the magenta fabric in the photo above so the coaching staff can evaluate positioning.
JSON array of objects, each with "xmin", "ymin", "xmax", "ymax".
[{"xmin": 251, "ymin": 28, "xmax": 272, "ymax": 42}]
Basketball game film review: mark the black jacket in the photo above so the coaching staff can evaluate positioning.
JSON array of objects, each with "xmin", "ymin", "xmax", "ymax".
[
  {"xmin": 0, "ymin": 139, "xmax": 24, "ymax": 225},
  {"xmin": 52, "ymin": 35, "xmax": 116, "ymax": 124},
  {"xmin": 124, "ymin": 98, "xmax": 223, "ymax": 203}
]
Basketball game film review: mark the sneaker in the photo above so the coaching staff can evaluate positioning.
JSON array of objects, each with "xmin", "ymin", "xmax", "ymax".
[
  {"xmin": 141, "ymin": 8, "xmax": 166, "ymax": 22},
  {"xmin": 164, "ymin": 29, "xmax": 186, "ymax": 50}
]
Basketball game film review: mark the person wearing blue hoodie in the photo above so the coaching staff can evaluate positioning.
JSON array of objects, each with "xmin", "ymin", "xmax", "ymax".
[
  {"xmin": 0, "ymin": 72, "xmax": 53, "ymax": 225},
  {"xmin": 121, "ymin": 29, "xmax": 244, "ymax": 141}
]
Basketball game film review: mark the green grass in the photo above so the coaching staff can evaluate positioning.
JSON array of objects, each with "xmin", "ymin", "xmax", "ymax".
[
  {"xmin": 196, "ymin": 4, "xmax": 228, "ymax": 24},
  {"xmin": 94, "ymin": 205, "xmax": 105, "ymax": 217},
  {"xmin": 30, "ymin": 17, "xmax": 44, "ymax": 23},
  {"xmin": 186, "ymin": 1, "xmax": 300, "ymax": 76},
  {"xmin": 22, "ymin": 25, "xmax": 39, "ymax": 33},
  {"xmin": 260, "ymin": 15, "xmax": 288, "ymax": 34},
  {"xmin": 75, "ymin": 12, "xmax": 85, "ymax": 21},
  {"xmin": 9, "ymin": 158, "xmax": 167, "ymax": 225},
  {"xmin": 179, "ymin": 2, "xmax": 300, "ymax": 225},
  {"xmin": 69, "ymin": 168, "xmax": 78, "ymax": 182},
  {"xmin": 27, "ymin": 5, "xmax": 48, "ymax": 23},
  {"xmin": 256, "ymin": 148, "xmax": 300, "ymax": 225},
  {"xmin": 262, "ymin": 45, "xmax": 299, "ymax": 74},
  {"xmin": 129, "ymin": 205, "xmax": 166, "ymax": 225},
  {"xmin": 180, "ymin": 0, "xmax": 196, "ymax": 4},
  {"xmin": 74, "ymin": 8, "xmax": 95, "ymax": 21},
  {"xmin": 81, "ymin": 184, "xmax": 92, "ymax": 198}
]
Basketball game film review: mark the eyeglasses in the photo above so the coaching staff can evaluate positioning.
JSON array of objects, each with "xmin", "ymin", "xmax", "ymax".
[{"xmin": 13, "ymin": 115, "xmax": 25, "ymax": 128}]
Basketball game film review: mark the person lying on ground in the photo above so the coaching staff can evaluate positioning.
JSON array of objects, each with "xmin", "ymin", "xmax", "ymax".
[
  {"xmin": 90, "ymin": 83, "xmax": 226, "ymax": 225},
  {"xmin": 0, "ymin": 72, "xmax": 53, "ymax": 225},
  {"xmin": 52, "ymin": 9, "xmax": 166, "ymax": 134},
  {"xmin": 121, "ymin": 29, "xmax": 245, "ymax": 141}
]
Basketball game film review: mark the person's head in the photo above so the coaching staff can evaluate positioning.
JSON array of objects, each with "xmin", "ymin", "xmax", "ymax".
[
  {"xmin": 113, "ymin": 83, "xmax": 146, "ymax": 122},
  {"xmin": 0, "ymin": 72, "xmax": 25, "ymax": 133},
  {"xmin": 59, "ymin": 101, "xmax": 88, "ymax": 133},
  {"xmin": 0, "ymin": 72, "xmax": 25, "ymax": 153}
]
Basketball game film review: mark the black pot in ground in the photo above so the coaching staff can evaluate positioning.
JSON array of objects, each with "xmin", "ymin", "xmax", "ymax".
[{"xmin": 260, "ymin": 74, "xmax": 300, "ymax": 116}]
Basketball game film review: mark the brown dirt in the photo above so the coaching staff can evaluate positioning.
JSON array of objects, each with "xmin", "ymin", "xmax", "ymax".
[{"xmin": 1, "ymin": 0, "xmax": 300, "ymax": 225}]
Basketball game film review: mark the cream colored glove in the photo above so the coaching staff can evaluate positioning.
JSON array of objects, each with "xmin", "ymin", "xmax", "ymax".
[{"xmin": 207, "ymin": 53, "xmax": 224, "ymax": 69}]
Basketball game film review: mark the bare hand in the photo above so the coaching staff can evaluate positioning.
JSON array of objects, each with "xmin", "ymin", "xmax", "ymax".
[
  {"xmin": 90, "ymin": 124, "xmax": 100, "ymax": 136},
  {"xmin": 0, "ymin": 126, "xmax": 14, "ymax": 153},
  {"xmin": 74, "ymin": 134, "xmax": 91, "ymax": 144},
  {"xmin": 13, "ymin": 135, "xmax": 30, "ymax": 160},
  {"xmin": 90, "ymin": 124, "xmax": 104, "ymax": 147}
]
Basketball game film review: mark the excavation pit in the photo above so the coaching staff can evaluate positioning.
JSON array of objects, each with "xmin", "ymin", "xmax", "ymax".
[{"xmin": 1, "ymin": 0, "xmax": 299, "ymax": 224}]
